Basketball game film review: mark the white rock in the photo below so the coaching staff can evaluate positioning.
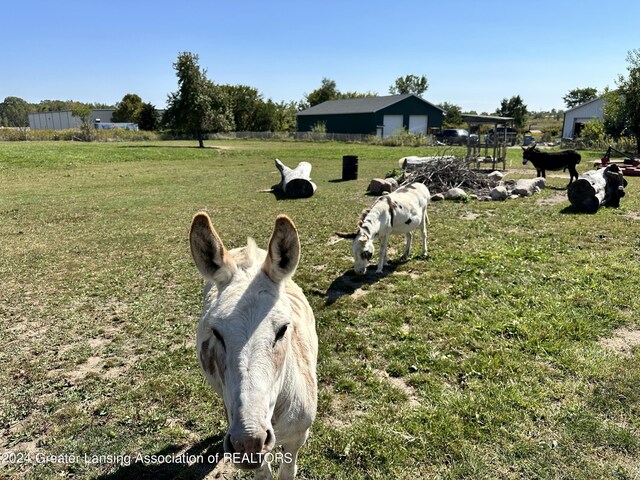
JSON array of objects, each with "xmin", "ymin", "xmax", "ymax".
[
  {"xmin": 511, "ymin": 177, "xmax": 546, "ymax": 197},
  {"xmin": 444, "ymin": 188, "xmax": 467, "ymax": 200},
  {"xmin": 490, "ymin": 186, "xmax": 509, "ymax": 201}
]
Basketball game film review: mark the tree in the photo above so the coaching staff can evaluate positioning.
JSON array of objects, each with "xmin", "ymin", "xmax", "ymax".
[
  {"xmin": 112, "ymin": 93, "xmax": 143, "ymax": 123},
  {"xmin": 305, "ymin": 78, "xmax": 340, "ymax": 107},
  {"xmin": 219, "ymin": 84, "xmax": 265, "ymax": 131},
  {"xmin": 563, "ymin": 87, "xmax": 598, "ymax": 109},
  {"xmin": 495, "ymin": 95, "xmax": 528, "ymax": 131},
  {"xmin": 34, "ymin": 100, "xmax": 113, "ymax": 113},
  {"xmin": 262, "ymin": 100, "xmax": 299, "ymax": 132},
  {"xmin": 438, "ymin": 102, "xmax": 464, "ymax": 128},
  {"xmin": 616, "ymin": 49, "xmax": 640, "ymax": 153},
  {"xmin": 71, "ymin": 104, "xmax": 94, "ymax": 141},
  {"xmin": 138, "ymin": 102, "xmax": 159, "ymax": 131},
  {"xmin": 389, "ymin": 74, "xmax": 429, "ymax": 96},
  {"xmin": 602, "ymin": 89, "xmax": 626, "ymax": 140},
  {"xmin": 580, "ymin": 119, "xmax": 605, "ymax": 144},
  {"xmin": 34, "ymin": 100, "xmax": 71, "ymax": 112},
  {"xmin": 340, "ymin": 90, "xmax": 378, "ymax": 99},
  {"xmin": 0, "ymin": 96, "xmax": 30, "ymax": 127},
  {"xmin": 301, "ymin": 79, "xmax": 377, "ymax": 109},
  {"xmin": 164, "ymin": 52, "xmax": 234, "ymax": 147}
]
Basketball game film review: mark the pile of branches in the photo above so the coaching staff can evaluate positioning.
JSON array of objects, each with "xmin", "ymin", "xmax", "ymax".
[{"xmin": 400, "ymin": 156, "xmax": 499, "ymax": 195}]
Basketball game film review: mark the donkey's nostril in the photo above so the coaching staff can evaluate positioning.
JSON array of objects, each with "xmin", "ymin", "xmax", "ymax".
[
  {"xmin": 263, "ymin": 429, "xmax": 275, "ymax": 451},
  {"xmin": 227, "ymin": 429, "xmax": 274, "ymax": 456}
]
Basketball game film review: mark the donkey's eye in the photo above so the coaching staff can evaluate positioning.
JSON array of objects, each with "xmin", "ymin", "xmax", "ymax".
[
  {"xmin": 212, "ymin": 328, "xmax": 226, "ymax": 350},
  {"xmin": 274, "ymin": 324, "xmax": 288, "ymax": 343}
]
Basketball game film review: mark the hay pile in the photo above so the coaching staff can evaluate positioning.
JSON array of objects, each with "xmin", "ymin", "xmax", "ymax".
[{"xmin": 400, "ymin": 156, "xmax": 500, "ymax": 195}]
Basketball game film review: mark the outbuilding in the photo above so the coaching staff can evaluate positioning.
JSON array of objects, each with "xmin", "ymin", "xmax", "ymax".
[
  {"xmin": 296, "ymin": 94, "xmax": 444, "ymax": 138},
  {"xmin": 28, "ymin": 109, "xmax": 115, "ymax": 130},
  {"xmin": 561, "ymin": 97, "xmax": 606, "ymax": 139}
]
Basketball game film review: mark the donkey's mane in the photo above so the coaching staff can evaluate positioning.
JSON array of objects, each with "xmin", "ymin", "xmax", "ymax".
[
  {"xmin": 230, "ymin": 237, "xmax": 263, "ymax": 271},
  {"xmin": 357, "ymin": 208, "xmax": 371, "ymax": 228}
]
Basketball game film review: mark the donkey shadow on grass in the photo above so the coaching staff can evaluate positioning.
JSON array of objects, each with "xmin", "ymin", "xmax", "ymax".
[
  {"xmin": 321, "ymin": 263, "xmax": 400, "ymax": 306},
  {"xmin": 96, "ymin": 433, "xmax": 228, "ymax": 480}
]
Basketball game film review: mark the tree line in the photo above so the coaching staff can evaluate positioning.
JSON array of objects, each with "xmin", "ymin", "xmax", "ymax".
[{"xmin": 2, "ymin": 49, "xmax": 640, "ymax": 151}]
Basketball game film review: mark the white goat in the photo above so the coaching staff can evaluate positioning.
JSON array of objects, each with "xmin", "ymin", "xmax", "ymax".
[
  {"xmin": 190, "ymin": 212, "xmax": 317, "ymax": 480},
  {"xmin": 337, "ymin": 182, "xmax": 430, "ymax": 275}
]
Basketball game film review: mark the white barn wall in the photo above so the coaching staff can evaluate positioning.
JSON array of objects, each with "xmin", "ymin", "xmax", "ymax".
[
  {"xmin": 28, "ymin": 110, "xmax": 114, "ymax": 130},
  {"xmin": 562, "ymin": 98, "xmax": 605, "ymax": 139},
  {"xmin": 28, "ymin": 111, "xmax": 74, "ymax": 130}
]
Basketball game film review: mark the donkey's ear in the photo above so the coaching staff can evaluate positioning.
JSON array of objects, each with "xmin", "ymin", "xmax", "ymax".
[
  {"xmin": 190, "ymin": 212, "xmax": 235, "ymax": 285},
  {"xmin": 262, "ymin": 215, "xmax": 300, "ymax": 283},
  {"xmin": 335, "ymin": 231, "xmax": 357, "ymax": 239}
]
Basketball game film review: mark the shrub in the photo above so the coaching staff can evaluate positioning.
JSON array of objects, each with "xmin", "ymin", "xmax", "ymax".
[{"xmin": 0, "ymin": 128, "xmax": 162, "ymax": 142}]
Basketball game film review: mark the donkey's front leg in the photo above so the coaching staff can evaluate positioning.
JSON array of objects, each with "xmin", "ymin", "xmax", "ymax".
[
  {"xmin": 400, "ymin": 232, "xmax": 413, "ymax": 261},
  {"xmin": 377, "ymin": 235, "xmax": 389, "ymax": 273},
  {"xmin": 254, "ymin": 460, "xmax": 274, "ymax": 480},
  {"xmin": 278, "ymin": 431, "xmax": 309, "ymax": 480},
  {"xmin": 420, "ymin": 218, "xmax": 428, "ymax": 256}
]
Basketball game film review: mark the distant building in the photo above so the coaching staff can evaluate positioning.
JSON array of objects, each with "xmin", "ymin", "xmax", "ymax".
[
  {"xmin": 562, "ymin": 97, "xmax": 606, "ymax": 139},
  {"xmin": 28, "ymin": 109, "xmax": 115, "ymax": 130},
  {"xmin": 296, "ymin": 94, "xmax": 444, "ymax": 138},
  {"xmin": 94, "ymin": 121, "xmax": 138, "ymax": 131}
]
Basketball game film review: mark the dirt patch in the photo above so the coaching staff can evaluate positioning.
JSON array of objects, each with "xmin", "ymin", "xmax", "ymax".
[
  {"xmin": 599, "ymin": 328, "xmax": 640, "ymax": 356},
  {"xmin": 536, "ymin": 192, "xmax": 568, "ymax": 206},
  {"xmin": 88, "ymin": 338, "xmax": 111, "ymax": 349},
  {"xmin": 624, "ymin": 211, "xmax": 640, "ymax": 221},
  {"xmin": 507, "ymin": 168, "xmax": 570, "ymax": 179},
  {"xmin": 326, "ymin": 234, "xmax": 343, "ymax": 246},
  {"xmin": 393, "ymin": 271, "xmax": 421, "ymax": 280},
  {"xmin": 325, "ymin": 391, "xmax": 366, "ymax": 429},
  {"xmin": 373, "ymin": 369, "xmax": 420, "ymax": 408},
  {"xmin": 65, "ymin": 356, "xmax": 104, "ymax": 382},
  {"xmin": 460, "ymin": 212, "xmax": 481, "ymax": 221},
  {"xmin": 350, "ymin": 288, "xmax": 367, "ymax": 300},
  {"xmin": 206, "ymin": 456, "xmax": 235, "ymax": 479}
]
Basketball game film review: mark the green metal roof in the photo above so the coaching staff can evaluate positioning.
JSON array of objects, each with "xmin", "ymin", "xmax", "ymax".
[{"xmin": 297, "ymin": 94, "xmax": 445, "ymax": 116}]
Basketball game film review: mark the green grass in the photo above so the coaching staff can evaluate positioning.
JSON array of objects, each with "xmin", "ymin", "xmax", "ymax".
[{"xmin": 1, "ymin": 140, "xmax": 639, "ymax": 479}]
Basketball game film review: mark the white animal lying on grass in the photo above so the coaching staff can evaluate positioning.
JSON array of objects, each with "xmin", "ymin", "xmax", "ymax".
[
  {"xmin": 190, "ymin": 212, "xmax": 318, "ymax": 479},
  {"xmin": 336, "ymin": 182, "xmax": 430, "ymax": 275}
]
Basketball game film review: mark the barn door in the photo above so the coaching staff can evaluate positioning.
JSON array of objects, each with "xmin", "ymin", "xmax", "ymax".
[
  {"xmin": 383, "ymin": 115, "xmax": 404, "ymax": 138},
  {"xmin": 409, "ymin": 115, "xmax": 428, "ymax": 135}
]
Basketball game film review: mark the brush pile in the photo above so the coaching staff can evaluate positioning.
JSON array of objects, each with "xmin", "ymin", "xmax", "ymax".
[{"xmin": 400, "ymin": 156, "xmax": 500, "ymax": 195}]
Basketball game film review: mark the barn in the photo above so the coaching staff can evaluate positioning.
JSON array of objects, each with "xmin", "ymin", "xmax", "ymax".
[
  {"xmin": 561, "ymin": 97, "xmax": 606, "ymax": 139},
  {"xmin": 28, "ymin": 109, "xmax": 115, "ymax": 130},
  {"xmin": 296, "ymin": 94, "xmax": 444, "ymax": 138}
]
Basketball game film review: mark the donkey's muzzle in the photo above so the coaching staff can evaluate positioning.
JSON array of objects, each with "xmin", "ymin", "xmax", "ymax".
[{"xmin": 224, "ymin": 428, "xmax": 275, "ymax": 470}]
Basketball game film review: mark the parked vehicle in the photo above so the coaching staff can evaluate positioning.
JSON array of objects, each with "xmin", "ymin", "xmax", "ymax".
[
  {"xmin": 487, "ymin": 127, "xmax": 517, "ymax": 145},
  {"xmin": 435, "ymin": 128, "xmax": 469, "ymax": 145}
]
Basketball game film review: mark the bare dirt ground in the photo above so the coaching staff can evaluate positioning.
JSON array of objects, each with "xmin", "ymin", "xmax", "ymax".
[{"xmin": 599, "ymin": 328, "xmax": 640, "ymax": 356}]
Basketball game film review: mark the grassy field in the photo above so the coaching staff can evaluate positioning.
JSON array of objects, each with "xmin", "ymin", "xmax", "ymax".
[{"xmin": 1, "ymin": 140, "xmax": 639, "ymax": 479}]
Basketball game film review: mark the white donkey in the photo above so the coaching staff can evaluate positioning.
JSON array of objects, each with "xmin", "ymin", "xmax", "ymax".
[
  {"xmin": 190, "ymin": 212, "xmax": 318, "ymax": 479},
  {"xmin": 337, "ymin": 182, "xmax": 430, "ymax": 275}
]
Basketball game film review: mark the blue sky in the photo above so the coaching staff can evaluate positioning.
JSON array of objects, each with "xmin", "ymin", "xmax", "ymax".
[{"xmin": 2, "ymin": 0, "xmax": 638, "ymax": 113}]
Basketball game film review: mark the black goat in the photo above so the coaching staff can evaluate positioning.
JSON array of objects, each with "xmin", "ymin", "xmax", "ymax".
[{"xmin": 522, "ymin": 143, "xmax": 581, "ymax": 185}]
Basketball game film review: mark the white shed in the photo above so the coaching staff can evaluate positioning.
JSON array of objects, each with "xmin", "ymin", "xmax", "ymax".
[
  {"xmin": 28, "ymin": 109, "xmax": 114, "ymax": 130},
  {"xmin": 561, "ymin": 97, "xmax": 606, "ymax": 139}
]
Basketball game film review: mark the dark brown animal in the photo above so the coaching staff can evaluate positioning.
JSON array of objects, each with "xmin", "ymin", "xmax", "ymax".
[{"xmin": 522, "ymin": 143, "xmax": 581, "ymax": 185}]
